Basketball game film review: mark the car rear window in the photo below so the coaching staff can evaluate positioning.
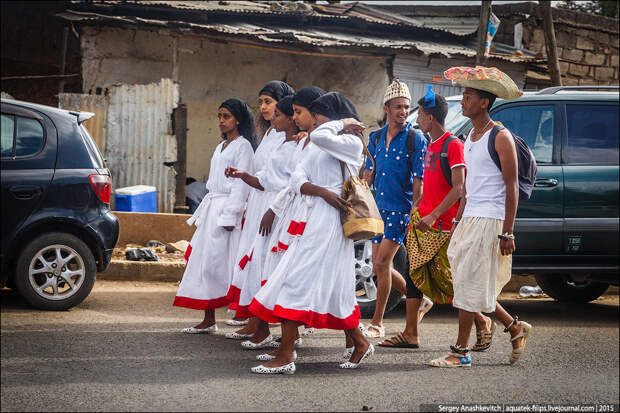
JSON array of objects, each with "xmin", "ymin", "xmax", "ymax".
[
  {"xmin": 566, "ymin": 103, "xmax": 619, "ymax": 165},
  {"xmin": 0, "ymin": 113, "xmax": 44, "ymax": 158},
  {"xmin": 79, "ymin": 124, "xmax": 105, "ymax": 169}
]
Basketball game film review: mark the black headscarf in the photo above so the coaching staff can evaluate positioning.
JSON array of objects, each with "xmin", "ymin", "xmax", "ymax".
[
  {"xmin": 308, "ymin": 92, "xmax": 360, "ymax": 121},
  {"xmin": 293, "ymin": 86, "xmax": 326, "ymax": 109},
  {"xmin": 259, "ymin": 80, "xmax": 295, "ymax": 101},
  {"xmin": 219, "ymin": 98, "xmax": 257, "ymax": 150},
  {"xmin": 275, "ymin": 95, "xmax": 295, "ymax": 117}
]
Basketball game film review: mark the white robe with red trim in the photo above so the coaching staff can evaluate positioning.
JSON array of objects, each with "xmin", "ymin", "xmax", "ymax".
[
  {"xmin": 173, "ymin": 137, "xmax": 254, "ymax": 311},
  {"xmin": 226, "ymin": 128, "xmax": 285, "ymax": 312},
  {"xmin": 231, "ymin": 138, "xmax": 299, "ymax": 318},
  {"xmin": 249, "ymin": 121, "xmax": 364, "ymax": 330}
]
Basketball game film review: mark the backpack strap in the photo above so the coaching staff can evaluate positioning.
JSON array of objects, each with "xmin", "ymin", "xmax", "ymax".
[
  {"xmin": 406, "ymin": 127, "xmax": 418, "ymax": 178},
  {"xmin": 487, "ymin": 124, "xmax": 505, "ymax": 172},
  {"xmin": 439, "ymin": 134, "xmax": 457, "ymax": 187}
]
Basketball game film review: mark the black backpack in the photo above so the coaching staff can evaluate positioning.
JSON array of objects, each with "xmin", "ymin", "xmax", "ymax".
[{"xmin": 487, "ymin": 124, "xmax": 537, "ymax": 201}]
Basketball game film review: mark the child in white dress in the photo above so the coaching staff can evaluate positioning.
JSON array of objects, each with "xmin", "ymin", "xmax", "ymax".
[
  {"xmin": 225, "ymin": 81, "xmax": 295, "ymax": 333},
  {"xmin": 224, "ymin": 96, "xmax": 300, "ymax": 348},
  {"xmin": 173, "ymin": 98, "xmax": 255, "ymax": 334},
  {"xmin": 249, "ymin": 92, "xmax": 373, "ymax": 374}
]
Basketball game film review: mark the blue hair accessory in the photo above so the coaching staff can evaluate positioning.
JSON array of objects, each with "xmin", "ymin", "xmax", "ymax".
[{"xmin": 423, "ymin": 85, "xmax": 436, "ymax": 108}]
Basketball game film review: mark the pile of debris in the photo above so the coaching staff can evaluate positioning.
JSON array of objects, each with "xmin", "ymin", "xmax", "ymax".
[{"xmin": 115, "ymin": 240, "xmax": 189, "ymax": 263}]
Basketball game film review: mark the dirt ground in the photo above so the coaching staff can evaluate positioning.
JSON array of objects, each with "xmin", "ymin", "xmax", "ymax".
[{"xmin": 112, "ymin": 244, "xmax": 186, "ymax": 263}]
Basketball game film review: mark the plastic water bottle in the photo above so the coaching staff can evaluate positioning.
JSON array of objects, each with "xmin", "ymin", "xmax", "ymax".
[{"xmin": 519, "ymin": 285, "xmax": 543, "ymax": 297}]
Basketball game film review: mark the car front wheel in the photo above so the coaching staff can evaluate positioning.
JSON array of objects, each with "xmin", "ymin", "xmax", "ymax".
[
  {"xmin": 15, "ymin": 232, "xmax": 97, "ymax": 310},
  {"xmin": 535, "ymin": 273, "xmax": 609, "ymax": 303},
  {"xmin": 354, "ymin": 239, "xmax": 407, "ymax": 318}
]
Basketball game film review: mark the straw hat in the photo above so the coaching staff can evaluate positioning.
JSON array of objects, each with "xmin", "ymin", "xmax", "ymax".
[
  {"xmin": 444, "ymin": 66, "xmax": 523, "ymax": 100},
  {"xmin": 383, "ymin": 79, "xmax": 411, "ymax": 105}
]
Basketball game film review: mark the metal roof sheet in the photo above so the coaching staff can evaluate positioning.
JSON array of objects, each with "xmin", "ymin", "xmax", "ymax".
[{"xmin": 58, "ymin": 10, "xmax": 537, "ymax": 63}]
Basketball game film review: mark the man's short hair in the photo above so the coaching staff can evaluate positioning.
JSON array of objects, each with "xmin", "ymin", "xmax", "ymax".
[
  {"xmin": 417, "ymin": 94, "xmax": 448, "ymax": 125},
  {"xmin": 472, "ymin": 88, "xmax": 497, "ymax": 112}
]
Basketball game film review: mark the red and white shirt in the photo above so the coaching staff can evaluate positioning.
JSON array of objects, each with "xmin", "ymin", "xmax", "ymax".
[{"xmin": 418, "ymin": 132, "xmax": 465, "ymax": 231}]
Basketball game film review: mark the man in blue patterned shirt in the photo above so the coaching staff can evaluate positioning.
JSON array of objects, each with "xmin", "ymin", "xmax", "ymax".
[{"xmin": 361, "ymin": 80, "xmax": 428, "ymax": 338}]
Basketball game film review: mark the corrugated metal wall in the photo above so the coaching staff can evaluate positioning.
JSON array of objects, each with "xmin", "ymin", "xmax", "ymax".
[
  {"xmin": 105, "ymin": 78, "xmax": 179, "ymax": 213},
  {"xmin": 58, "ymin": 93, "xmax": 109, "ymax": 153}
]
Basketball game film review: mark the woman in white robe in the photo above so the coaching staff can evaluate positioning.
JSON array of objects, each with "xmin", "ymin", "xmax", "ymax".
[
  {"xmin": 249, "ymin": 92, "xmax": 373, "ymax": 375},
  {"xmin": 224, "ymin": 96, "xmax": 300, "ymax": 347},
  {"xmin": 173, "ymin": 98, "xmax": 255, "ymax": 334},
  {"xmin": 225, "ymin": 81, "xmax": 295, "ymax": 330}
]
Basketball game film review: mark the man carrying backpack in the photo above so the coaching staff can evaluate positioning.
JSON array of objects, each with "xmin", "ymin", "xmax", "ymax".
[
  {"xmin": 429, "ymin": 66, "xmax": 533, "ymax": 368},
  {"xmin": 378, "ymin": 86, "xmax": 495, "ymax": 350},
  {"xmin": 361, "ymin": 79, "xmax": 428, "ymax": 339}
]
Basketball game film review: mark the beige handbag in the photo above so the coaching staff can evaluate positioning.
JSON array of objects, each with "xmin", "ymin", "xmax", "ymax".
[{"xmin": 339, "ymin": 143, "xmax": 384, "ymax": 241}]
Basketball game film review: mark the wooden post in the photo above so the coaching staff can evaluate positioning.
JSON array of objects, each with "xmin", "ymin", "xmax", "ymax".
[
  {"xmin": 58, "ymin": 26, "xmax": 69, "ymax": 94},
  {"xmin": 539, "ymin": 1, "xmax": 562, "ymax": 86},
  {"xmin": 476, "ymin": 1, "xmax": 492, "ymax": 66},
  {"xmin": 173, "ymin": 104, "xmax": 188, "ymax": 214}
]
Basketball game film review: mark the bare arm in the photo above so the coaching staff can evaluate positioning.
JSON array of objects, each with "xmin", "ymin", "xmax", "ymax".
[
  {"xmin": 417, "ymin": 166, "xmax": 465, "ymax": 232},
  {"xmin": 363, "ymin": 169, "xmax": 374, "ymax": 186},
  {"xmin": 495, "ymin": 129, "xmax": 519, "ymax": 255},
  {"xmin": 300, "ymin": 182, "xmax": 351, "ymax": 212},
  {"xmin": 225, "ymin": 167, "xmax": 265, "ymax": 191},
  {"xmin": 412, "ymin": 177, "xmax": 423, "ymax": 209}
]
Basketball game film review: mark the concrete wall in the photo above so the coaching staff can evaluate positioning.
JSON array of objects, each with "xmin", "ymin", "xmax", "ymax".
[{"xmin": 80, "ymin": 26, "xmax": 390, "ymax": 181}]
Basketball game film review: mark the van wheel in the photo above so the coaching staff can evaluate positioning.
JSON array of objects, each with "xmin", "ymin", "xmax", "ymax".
[
  {"xmin": 354, "ymin": 240, "xmax": 406, "ymax": 318},
  {"xmin": 535, "ymin": 274, "xmax": 609, "ymax": 303},
  {"xmin": 14, "ymin": 232, "xmax": 96, "ymax": 310}
]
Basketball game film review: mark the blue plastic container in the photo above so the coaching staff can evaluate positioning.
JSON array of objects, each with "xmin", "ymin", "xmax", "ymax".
[{"xmin": 114, "ymin": 185, "xmax": 157, "ymax": 212}]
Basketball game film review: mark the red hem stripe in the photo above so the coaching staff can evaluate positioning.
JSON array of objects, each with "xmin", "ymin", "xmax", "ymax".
[
  {"xmin": 234, "ymin": 305, "xmax": 253, "ymax": 319},
  {"xmin": 249, "ymin": 299, "xmax": 360, "ymax": 330},
  {"xmin": 173, "ymin": 295, "xmax": 229, "ymax": 311},
  {"xmin": 226, "ymin": 285, "xmax": 241, "ymax": 306}
]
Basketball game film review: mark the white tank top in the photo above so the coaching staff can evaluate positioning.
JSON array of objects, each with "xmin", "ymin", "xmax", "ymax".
[{"xmin": 462, "ymin": 127, "xmax": 506, "ymax": 220}]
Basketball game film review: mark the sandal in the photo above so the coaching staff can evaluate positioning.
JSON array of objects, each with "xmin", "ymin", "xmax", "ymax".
[
  {"xmin": 472, "ymin": 320, "xmax": 496, "ymax": 352},
  {"xmin": 509, "ymin": 321, "xmax": 532, "ymax": 365},
  {"xmin": 377, "ymin": 333, "xmax": 419, "ymax": 348},
  {"xmin": 417, "ymin": 296, "xmax": 434, "ymax": 324},
  {"xmin": 362, "ymin": 323, "xmax": 385, "ymax": 338},
  {"xmin": 429, "ymin": 352, "xmax": 471, "ymax": 368}
]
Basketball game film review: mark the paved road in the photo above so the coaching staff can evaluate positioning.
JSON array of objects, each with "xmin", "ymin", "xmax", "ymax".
[{"xmin": 2, "ymin": 281, "xmax": 618, "ymax": 412}]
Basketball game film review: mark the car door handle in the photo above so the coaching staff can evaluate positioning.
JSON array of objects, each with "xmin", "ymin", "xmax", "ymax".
[
  {"xmin": 10, "ymin": 185, "xmax": 42, "ymax": 200},
  {"xmin": 534, "ymin": 178, "xmax": 558, "ymax": 187}
]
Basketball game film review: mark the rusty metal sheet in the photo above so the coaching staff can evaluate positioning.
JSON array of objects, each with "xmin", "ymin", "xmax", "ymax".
[
  {"xmin": 58, "ymin": 93, "xmax": 109, "ymax": 153},
  {"xmin": 105, "ymin": 78, "xmax": 179, "ymax": 213}
]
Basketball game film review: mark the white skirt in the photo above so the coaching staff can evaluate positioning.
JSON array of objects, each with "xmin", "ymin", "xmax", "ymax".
[
  {"xmin": 173, "ymin": 195, "xmax": 241, "ymax": 310},
  {"xmin": 226, "ymin": 188, "xmax": 276, "ymax": 313},
  {"xmin": 249, "ymin": 195, "xmax": 361, "ymax": 330},
  {"xmin": 447, "ymin": 216, "xmax": 512, "ymax": 313}
]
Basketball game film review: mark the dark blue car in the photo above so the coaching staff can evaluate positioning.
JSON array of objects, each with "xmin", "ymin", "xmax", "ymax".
[{"xmin": 1, "ymin": 98, "xmax": 119, "ymax": 310}]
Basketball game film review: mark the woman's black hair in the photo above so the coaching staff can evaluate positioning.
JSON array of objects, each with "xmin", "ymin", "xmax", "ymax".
[
  {"xmin": 473, "ymin": 88, "xmax": 497, "ymax": 112},
  {"xmin": 293, "ymin": 86, "xmax": 327, "ymax": 109},
  {"xmin": 308, "ymin": 92, "xmax": 360, "ymax": 121},
  {"xmin": 219, "ymin": 98, "xmax": 258, "ymax": 150},
  {"xmin": 275, "ymin": 95, "xmax": 295, "ymax": 117},
  {"xmin": 257, "ymin": 80, "xmax": 295, "ymax": 138}
]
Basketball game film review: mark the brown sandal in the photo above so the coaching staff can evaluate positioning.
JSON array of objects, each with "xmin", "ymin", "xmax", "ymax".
[
  {"xmin": 472, "ymin": 320, "xmax": 496, "ymax": 352},
  {"xmin": 377, "ymin": 333, "xmax": 419, "ymax": 348}
]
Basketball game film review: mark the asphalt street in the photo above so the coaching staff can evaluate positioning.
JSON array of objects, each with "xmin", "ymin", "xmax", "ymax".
[{"xmin": 1, "ymin": 281, "xmax": 618, "ymax": 412}]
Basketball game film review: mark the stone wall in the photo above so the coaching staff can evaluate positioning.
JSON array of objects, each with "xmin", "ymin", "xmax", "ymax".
[
  {"xmin": 494, "ymin": 8, "xmax": 619, "ymax": 88},
  {"xmin": 80, "ymin": 26, "xmax": 390, "ymax": 181}
]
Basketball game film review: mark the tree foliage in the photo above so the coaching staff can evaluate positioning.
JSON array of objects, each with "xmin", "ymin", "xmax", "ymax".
[{"xmin": 557, "ymin": 0, "xmax": 619, "ymax": 18}]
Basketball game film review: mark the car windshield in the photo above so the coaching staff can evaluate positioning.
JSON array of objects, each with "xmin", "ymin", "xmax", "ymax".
[{"xmin": 407, "ymin": 98, "xmax": 470, "ymax": 133}]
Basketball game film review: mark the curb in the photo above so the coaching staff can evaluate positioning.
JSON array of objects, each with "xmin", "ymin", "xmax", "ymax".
[{"xmin": 100, "ymin": 259, "xmax": 557, "ymax": 293}]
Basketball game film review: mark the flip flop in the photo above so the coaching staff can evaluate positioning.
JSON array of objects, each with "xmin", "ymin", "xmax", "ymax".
[{"xmin": 377, "ymin": 333, "xmax": 420, "ymax": 348}]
